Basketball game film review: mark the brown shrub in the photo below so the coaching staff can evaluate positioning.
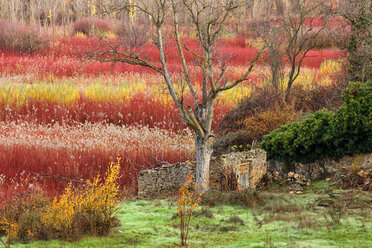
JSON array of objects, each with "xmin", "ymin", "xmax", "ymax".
[
  {"xmin": 291, "ymin": 81, "xmax": 348, "ymax": 112},
  {"xmin": 306, "ymin": 29, "xmax": 336, "ymax": 49},
  {"xmin": 72, "ymin": 18, "xmax": 118, "ymax": 36},
  {"xmin": 214, "ymin": 95, "xmax": 299, "ymax": 155},
  {"xmin": 239, "ymin": 105, "xmax": 300, "ymax": 141},
  {"xmin": 0, "ymin": 20, "xmax": 49, "ymax": 54},
  {"xmin": 217, "ymin": 86, "xmax": 283, "ymax": 135}
]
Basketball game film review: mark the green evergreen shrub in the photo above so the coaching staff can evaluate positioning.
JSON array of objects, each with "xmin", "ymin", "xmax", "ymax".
[
  {"xmin": 260, "ymin": 82, "xmax": 372, "ymax": 163},
  {"xmin": 330, "ymin": 82, "xmax": 372, "ymax": 158}
]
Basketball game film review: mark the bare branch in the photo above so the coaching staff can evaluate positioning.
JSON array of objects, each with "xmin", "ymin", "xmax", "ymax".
[
  {"xmin": 215, "ymin": 47, "xmax": 266, "ymax": 94},
  {"xmin": 90, "ymin": 39, "xmax": 163, "ymax": 73},
  {"xmin": 183, "ymin": 44, "xmax": 206, "ymax": 62},
  {"xmin": 172, "ymin": 1, "xmax": 198, "ymax": 107}
]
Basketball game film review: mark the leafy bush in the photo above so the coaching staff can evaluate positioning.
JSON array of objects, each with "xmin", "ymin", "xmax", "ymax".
[
  {"xmin": 0, "ymin": 193, "xmax": 51, "ymax": 243},
  {"xmin": 0, "ymin": 20, "xmax": 49, "ymax": 53},
  {"xmin": 260, "ymin": 110, "xmax": 334, "ymax": 163},
  {"xmin": 0, "ymin": 158, "xmax": 122, "ymax": 244},
  {"xmin": 260, "ymin": 82, "xmax": 372, "ymax": 163},
  {"xmin": 330, "ymin": 82, "xmax": 372, "ymax": 158}
]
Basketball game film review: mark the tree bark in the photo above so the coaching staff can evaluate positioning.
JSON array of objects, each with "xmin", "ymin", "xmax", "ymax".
[
  {"xmin": 285, "ymin": 78, "xmax": 294, "ymax": 103},
  {"xmin": 195, "ymin": 134, "xmax": 212, "ymax": 192}
]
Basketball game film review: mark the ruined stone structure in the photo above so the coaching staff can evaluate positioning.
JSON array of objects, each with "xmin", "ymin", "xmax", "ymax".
[
  {"xmin": 138, "ymin": 149, "xmax": 267, "ymax": 197},
  {"xmin": 268, "ymin": 153, "xmax": 372, "ymax": 180}
]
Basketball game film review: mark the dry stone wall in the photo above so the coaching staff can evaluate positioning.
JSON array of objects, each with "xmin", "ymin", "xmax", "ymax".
[
  {"xmin": 209, "ymin": 149, "xmax": 267, "ymax": 191},
  {"xmin": 138, "ymin": 149, "xmax": 267, "ymax": 198},
  {"xmin": 268, "ymin": 153, "xmax": 372, "ymax": 180}
]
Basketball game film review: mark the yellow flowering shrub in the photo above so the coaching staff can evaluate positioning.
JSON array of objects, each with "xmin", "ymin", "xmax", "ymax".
[
  {"xmin": 0, "ymin": 158, "xmax": 122, "ymax": 244},
  {"xmin": 177, "ymin": 174, "xmax": 202, "ymax": 246},
  {"xmin": 0, "ymin": 219, "xmax": 19, "ymax": 245},
  {"xmin": 43, "ymin": 157, "xmax": 122, "ymax": 239}
]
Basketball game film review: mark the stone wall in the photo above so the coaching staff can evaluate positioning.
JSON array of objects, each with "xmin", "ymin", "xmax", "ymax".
[
  {"xmin": 209, "ymin": 149, "xmax": 267, "ymax": 191},
  {"xmin": 268, "ymin": 153, "xmax": 372, "ymax": 180},
  {"xmin": 137, "ymin": 162, "xmax": 196, "ymax": 198},
  {"xmin": 138, "ymin": 149, "xmax": 267, "ymax": 198}
]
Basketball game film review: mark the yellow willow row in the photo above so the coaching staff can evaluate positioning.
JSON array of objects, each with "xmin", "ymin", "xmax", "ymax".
[
  {"xmin": 260, "ymin": 59, "xmax": 343, "ymax": 90},
  {"xmin": 0, "ymin": 83, "xmax": 80, "ymax": 107},
  {"xmin": 293, "ymin": 59, "xmax": 343, "ymax": 89},
  {"xmin": 318, "ymin": 58, "xmax": 343, "ymax": 76},
  {"xmin": 0, "ymin": 59, "xmax": 341, "ymax": 108},
  {"xmin": 0, "ymin": 81, "xmax": 147, "ymax": 107},
  {"xmin": 0, "ymin": 81, "xmax": 250, "ymax": 108}
]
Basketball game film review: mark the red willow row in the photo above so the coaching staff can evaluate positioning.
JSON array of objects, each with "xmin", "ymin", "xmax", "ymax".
[
  {"xmin": 0, "ymin": 94, "xmax": 231, "ymax": 131},
  {"xmin": 0, "ymin": 35, "xmax": 343, "ymax": 78},
  {"xmin": 0, "ymin": 123, "xmax": 194, "ymax": 201},
  {"xmin": 0, "ymin": 143, "xmax": 191, "ymax": 200}
]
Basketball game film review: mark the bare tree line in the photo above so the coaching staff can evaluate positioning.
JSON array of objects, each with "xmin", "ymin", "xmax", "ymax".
[
  {"xmin": 0, "ymin": 0, "xmax": 114, "ymax": 25},
  {"xmin": 0, "ymin": 0, "xmax": 350, "ymax": 26}
]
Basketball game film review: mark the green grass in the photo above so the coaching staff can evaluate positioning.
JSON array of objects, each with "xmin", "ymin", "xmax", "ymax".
[{"xmin": 10, "ymin": 190, "xmax": 372, "ymax": 248}]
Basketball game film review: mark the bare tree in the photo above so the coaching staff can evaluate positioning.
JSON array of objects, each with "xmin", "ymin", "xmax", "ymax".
[
  {"xmin": 253, "ymin": 19, "xmax": 284, "ymax": 91},
  {"xmin": 333, "ymin": 0, "xmax": 371, "ymax": 83},
  {"xmin": 92, "ymin": 0, "xmax": 263, "ymax": 192},
  {"xmin": 254, "ymin": 0, "xmax": 331, "ymax": 102}
]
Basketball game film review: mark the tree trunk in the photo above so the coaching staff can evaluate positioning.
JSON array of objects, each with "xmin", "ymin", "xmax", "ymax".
[
  {"xmin": 195, "ymin": 134, "xmax": 213, "ymax": 192},
  {"xmin": 285, "ymin": 78, "xmax": 294, "ymax": 103}
]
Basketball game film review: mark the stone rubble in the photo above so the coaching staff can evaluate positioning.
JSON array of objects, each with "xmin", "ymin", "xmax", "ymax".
[
  {"xmin": 268, "ymin": 153, "xmax": 372, "ymax": 181},
  {"xmin": 138, "ymin": 149, "xmax": 267, "ymax": 198}
]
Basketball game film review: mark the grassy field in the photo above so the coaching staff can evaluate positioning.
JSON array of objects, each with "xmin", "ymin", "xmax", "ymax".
[{"xmin": 11, "ymin": 182, "xmax": 372, "ymax": 248}]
